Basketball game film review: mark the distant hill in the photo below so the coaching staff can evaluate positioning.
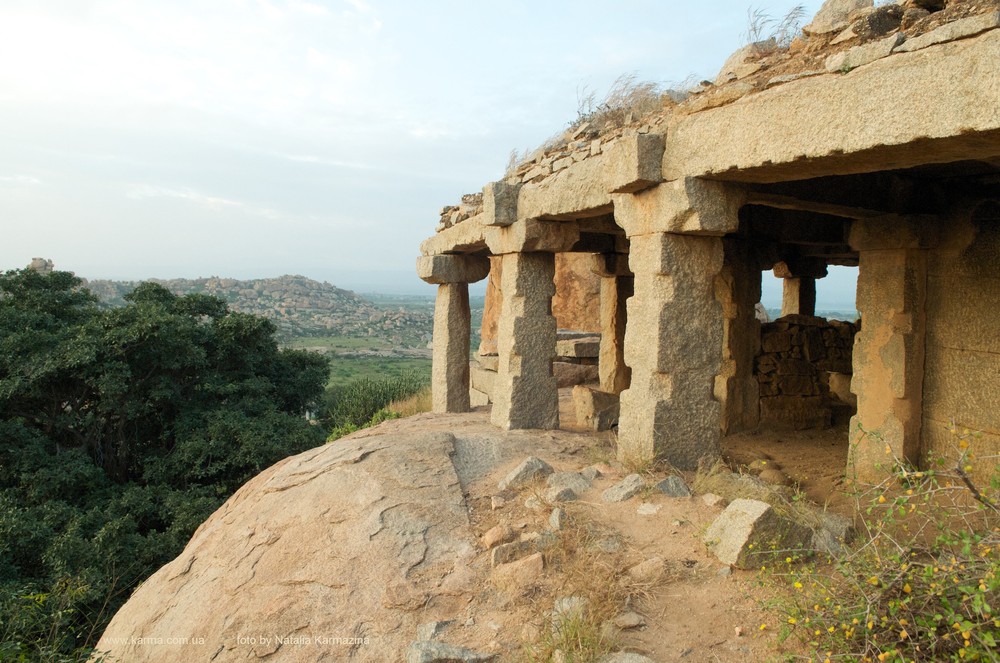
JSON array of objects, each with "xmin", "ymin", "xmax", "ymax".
[{"xmin": 84, "ymin": 274, "xmax": 433, "ymax": 346}]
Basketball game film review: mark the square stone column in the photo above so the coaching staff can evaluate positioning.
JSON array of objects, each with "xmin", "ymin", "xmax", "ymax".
[
  {"xmin": 848, "ymin": 217, "xmax": 933, "ymax": 483},
  {"xmin": 417, "ymin": 254, "xmax": 490, "ymax": 414},
  {"xmin": 716, "ymin": 239, "xmax": 762, "ymax": 434},
  {"xmin": 598, "ymin": 253, "xmax": 632, "ymax": 395},
  {"xmin": 617, "ymin": 232, "xmax": 725, "ymax": 469},
  {"xmin": 431, "ymin": 283, "xmax": 472, "ymax": 413},
  {"xmin": 491, "ymin": 252, "xmax": 559, "ymax": 430},
  {"xmin": 780, "ymin": 277, "xmax": 817, "ymax": 316}
]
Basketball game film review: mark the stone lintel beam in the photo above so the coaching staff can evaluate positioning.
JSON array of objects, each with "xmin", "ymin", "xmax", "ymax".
[
  {"xmin": 417, "ymin": 254, "xmax": 490, "ymax": 284},
  {"xmin": 420, "ymin": 213, "xmax": 487, "ymax": 256},
  {"xmin": 664, "ymin": 30, "xmax": 1000, "ymax": 182},
  {"xmin": 483, "ymin": 181, "xmax": 522, "ymax": 227},
  {"xmin": 485, "ymin": 217, "xmax": 580, "ymax": 255},
  {"xmin": 606, "ymin": 133, "xmax": 665, "ymax": 194},
  {"xmin": 617, "ymin": 232, "xmax": 725, "ymax": 469},
  {"xmin": 491, "ymin": 252, "xmax": 559, "ymax": 430},
  {"xmin": 746, "ymin": 190, "xmax": 888, "ymax": 219},
  {"xmin": 612, "ymin": 178, "xmax": 745, "ymax": 238},
  {"xmin": 772, "ymin": 257, "xmax": 828, "ymax": 280},
  {"xmin": 849, "ymin": 214, "xmax": 940, "ymax": 251},
  {"xmin": 431, "ymin": 283, "xmax": 472, "ymax": 413}
]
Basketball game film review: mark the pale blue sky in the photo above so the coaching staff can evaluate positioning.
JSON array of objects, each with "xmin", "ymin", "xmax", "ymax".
[{"xmin": 1, "ymin": 0, "xmax": 855, "ymax": 304}]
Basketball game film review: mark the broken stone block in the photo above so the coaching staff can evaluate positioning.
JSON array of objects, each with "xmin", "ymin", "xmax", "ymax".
[
  {"xmin": 654, "ymin": 475, "xmax": 692, "ymax": 498},
  {"xmin": 803, "ymin": 0, "xmax": 873, "ymax": 36},
  {"xmin": 556, "ymin": 336, "xmax": 601, "ymax": 358},
  {"xmin": 825, "ymin": 32, "xmax": 904, "ymax": 72},
  {"xmin": 703, "ymin": 499, "xmax": 812, "ymax": 569},
  {"xmin": 553, "ymin": 361, "xmax": 599, "ymax": 388},
  {"xmin": 811, "ymin": 511, "xmax": 856, "ymax": 557},
  {"xmin": 493, "ymin": 552, "xmax": 544, "ymax": 589},
  {"xmin": 491, "ymin": 539, "xmax": 537, "ymax": 567},
  {"xmin": 544, "ymin": 486, "xmax": 579, "ymax": 503},
  {"xmin": 572, "ymin": 386, "xmax": 620, "ymax": 432},
  {"xmin": 602, "ymin": 474, "xmax": 645, "ymax": 503},
  {"xmin": 481, "ymin": 524, "xmax": 516, "ymax": 550},
  {"xmin": 626, "ymin": 556, "xmax": 665, "ymax": 583},
  {"xmin": 601, "ymin": 474, "xmax": 646, "ymax": 502},
  {"xmin": 415, "ymin": 621, "xmax": 452, "ymax": 642},
  {"xmin": 498, "ymin": 456, "xmax": 554, "ymax": 491},
  {"xmin": 547, "ymin": 471, "xmax": 591, "ymax": 493},
  {"xmin": 896, "ymin": 11, "xmax": 1000, "ymax": 52},
  {"xmin": 406, "ymin": 641, "xmax": 495, "ymax": 663}
]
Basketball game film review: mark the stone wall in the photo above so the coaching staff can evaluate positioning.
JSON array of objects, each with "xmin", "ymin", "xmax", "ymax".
[
  {"xmin": 756, "ymin": 314, "xmax": 858, "ymax": 429},
  {"xmin": 923, "ymin": 200, "xmax": 1000, "ymax": 479}
]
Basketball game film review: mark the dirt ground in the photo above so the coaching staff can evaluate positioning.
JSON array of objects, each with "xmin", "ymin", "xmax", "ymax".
[{"xmin": 358, "ymin": 391, "xmax": 857, "ymax": 662}]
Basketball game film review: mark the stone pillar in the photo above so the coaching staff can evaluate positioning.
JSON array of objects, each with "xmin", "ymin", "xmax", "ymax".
[
  {"xmin": 715, "ymin": 239, "xmax": 761, "ymax": 434},
  {"xmin": 598, "ymin": 253, "xmax": 632, "ymax": 395},
  {"xmin": 780, "ymin": 277, "xmax": 816, "ymax": 316},
  {"xmin": 848, "ymin": 217, "xmax": 932, "ymax": 483},
  {"xmin": 491, "ymin": 252, "xmax": 559, "ymax": 430},
  {"xmin": 617, "ymin": 232, "xmax": 725, "ymax": 469},
  {"xmin": 416, "ymin": 254, "xmax": 490, "ymax": 414},
  {"xmin": 431, "ymin": 284, "xmax": 472, "ymax": 412}
]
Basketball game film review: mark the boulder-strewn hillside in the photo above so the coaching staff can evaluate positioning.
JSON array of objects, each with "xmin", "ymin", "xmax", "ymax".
[{"xmin": 85, "ymin": 275, "xmax": 432, "ymax": 345}]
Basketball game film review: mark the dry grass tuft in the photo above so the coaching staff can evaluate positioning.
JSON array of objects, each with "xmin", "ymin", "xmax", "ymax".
[{"xmin": 384, "ymin": 386, "xmax": 432, "ymax": 418}]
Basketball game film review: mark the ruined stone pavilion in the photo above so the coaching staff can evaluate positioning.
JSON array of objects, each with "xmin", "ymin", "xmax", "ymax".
[{"xmin": 417, "ymin": 6, "xmax": 1000, "ymax": 483}]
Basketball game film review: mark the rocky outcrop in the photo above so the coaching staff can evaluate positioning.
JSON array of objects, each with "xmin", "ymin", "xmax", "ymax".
[{"xmin": 94, "ymin": 432, "xmax": 478, "ymax": 662}]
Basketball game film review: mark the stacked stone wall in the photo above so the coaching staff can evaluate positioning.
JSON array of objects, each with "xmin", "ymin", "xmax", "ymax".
[{"xmin": 756, "ymin": 314, "xmax": 858, "ymax": 429}]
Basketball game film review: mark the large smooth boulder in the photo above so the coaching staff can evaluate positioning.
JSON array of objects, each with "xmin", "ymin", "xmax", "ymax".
[{"xmin": 94, "ymin": 433, "xmax": 478, "ymax": 662}]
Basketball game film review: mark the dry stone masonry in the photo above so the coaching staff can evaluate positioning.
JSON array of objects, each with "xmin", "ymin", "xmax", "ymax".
[{"xmin": 419, "ymin": 0, "xmax": 1000, "ymax": 482}]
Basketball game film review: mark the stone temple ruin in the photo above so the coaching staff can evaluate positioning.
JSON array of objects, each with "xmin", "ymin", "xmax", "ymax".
[{"xmin": 417, "ymin": 0, "xmax": 1000, "ymax": 483}]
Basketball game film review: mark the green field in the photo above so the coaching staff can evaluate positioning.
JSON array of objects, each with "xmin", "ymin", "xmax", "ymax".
[
  {"xmin": 325, "ymin": 355, "xmax": 432, "ymax": 387},
  {"xmin": 284, "ymin": 335, "xmax": 396, "ymax": 352}
]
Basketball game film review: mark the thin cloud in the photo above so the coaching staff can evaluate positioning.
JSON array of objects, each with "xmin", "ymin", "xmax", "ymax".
[{"xmin": 0, "ymin": 175, "xmax": 41, "ymax": 186}]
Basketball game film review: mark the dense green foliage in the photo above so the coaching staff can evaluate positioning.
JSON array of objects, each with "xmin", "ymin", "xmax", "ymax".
[
  {"xmin": 0, "ymin": 269, "xmax": 329, "ymax": 661},
  {"xmin": 320, "ymin": 373, "xmax": 427, "ymax": 439}
]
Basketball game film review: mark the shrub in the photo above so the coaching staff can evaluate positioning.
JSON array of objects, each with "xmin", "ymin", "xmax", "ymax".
[{"xmin": 764, "ymin": 424, "xmax": 1000, "ymax": 662}]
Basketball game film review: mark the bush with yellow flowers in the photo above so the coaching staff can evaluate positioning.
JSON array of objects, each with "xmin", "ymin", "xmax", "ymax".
[{"xmin": 765, "ymin": 424, "xmax": 999, "ymax": 662}]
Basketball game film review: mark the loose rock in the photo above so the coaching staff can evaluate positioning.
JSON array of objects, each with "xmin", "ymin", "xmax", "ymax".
[
  {"xmin": 499, "ymin": 456, "xmax": 554, "ymax": 491},
  {"xmin": 654, "ymin": 475, "xmax": 692, "ymax": 498},
  {"xmin": 602, "ymin": 474, "xmax": 645, "ymax": 503}
]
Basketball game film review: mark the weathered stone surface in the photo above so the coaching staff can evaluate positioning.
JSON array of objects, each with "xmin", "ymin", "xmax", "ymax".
[
  {"xmin": 616, "ymin": 232, "xmax": 725, "ymax": 469},
  {"xmin": 703, "ymin": 499, "xmax": 812, "ymax": 569},
  {"xmin": 492, "ymin": 551, "xmax": 544, "ymax": 588},
  {"xmin": 552, "ymin": 596, "xmax": 590, "ymax": 634},
  {"xmin": 612, "ymin": 177, "xmax": 745, "ymax": 237},
  {"xmin": 626, "ymin": 556, "xmax": 665, "ymax": 583},
  {"xmin": 601, "ymin": 474, "xmax": 645, "ymax": 503},
  {"xmin": 546, "ymin": 471, "xmax": 592, "ymax": 495},
  {"xmin": 516, "ymin": 152, "xmax": 614, "ymax": 221},
  {"xmin": 654, "ymin": 476, "xmax": 692, "ymax": 498},
  {"xmin": 557, "ymin": 336, "xmax": 601, "ymax": 358},
  {"xmin": 469, "ymin": 361, "xmax": 496, "ymax": 399},
  {"xmin": 895, "ymin": 11, "xmax": 1000, "ymax": 53},
  {"xmin": 572, "ymin": 386, "xmax": 620, "ymax": 432},
  {"xmin": 417, "ymin": 254, "xmax": 490, "ymax": 284},
  {"xmin": 545, "ymin": 485, "xmax": 579, "ymax": 503},
  {"xmin": 491, "ymin": 253, "xmax": 560, "ymax": 430},
  {"xmin": 485, "ymin": 218, "xmax": 579, "ymax": 255},
  {"xmin": 432, "ymin": 284, "xmax": 472, "ymax": 414},
  {"xmin": 421, "ymin": 213, "xmax": 487, "ymax": 256},
  {"xmin": 481, "ymin": 524, "xmax": 516, "ymax": 549},
  {"xmin": 482, "ymin": 180, "xmax": 521, "ymax": 227},
  {"xmin": 606, "ymin": 132, "xmax": 665, "ymax": 194},
  {"xmin": 553, "ymin": 361, "xmax": 600, "ymax": 388},
  {"xmin": 811, "ymin": 512, "xmax": 855, "ymax": 556},
  {"xmin": 552, "ymin": 253, "xmax": 602, "ymax": 333},
  {"xmin": 613, "ymin": 611, "xmax": 647, "ymax": 630},
  {"xmin": 491, "ymin": 539, "xmax": 538, "ymax": 566},
  {"xmin": 470, "ymin": 387, "xmax": 490, "ymax": 407},
  {"xmin": 96, "ymin": 433, "xmax": 477, "ymax": 662},
  {"xmin": 498, "ymin": 456, "xmax": 554, "ymax": 491},
  {"xmin": 702, "ymin": 493, "xmax": 727, "ymax": 508},
  {"xmin": 804, "ymin": 0, "xmax": 873, "ymax": 35},
  {"xmin": 715, "ymin": 41, "xmax": 774, "ymax": 84},
  {"xmin": 599, "ymin": 274, "xmax": 632, "ymax": 394},
  {"xmin": 406, "ymin": 641, "xmax": 495, "ymax": 663},
  {"xmin": 825, "ymin": 32, "xmax": 905, "ymax": 72},
  {"xmin": 665, "ymin": 29, "xmax": 1000, "ymax": 182}
]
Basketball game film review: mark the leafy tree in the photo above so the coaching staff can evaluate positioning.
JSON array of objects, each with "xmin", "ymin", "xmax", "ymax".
[{"xmin": 0, "ymin": 269, "xmax": 329, "ymax": 660}]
